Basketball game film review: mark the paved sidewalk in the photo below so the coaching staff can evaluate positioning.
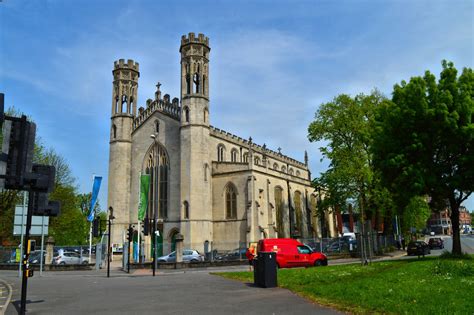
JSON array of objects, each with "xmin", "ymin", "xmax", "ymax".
[
  {"xmin": 0, "ymin": 279, "xmax": 13, "ymax": 314},
  {"xmin": 2, "ymin": 270, "xmax": 343, "ymax": 315}
]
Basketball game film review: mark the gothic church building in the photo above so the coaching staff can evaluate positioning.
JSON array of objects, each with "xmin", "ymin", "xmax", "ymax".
[{"xmin": 107, "ymin": 33, "xmax": 334, "ymax": 255}]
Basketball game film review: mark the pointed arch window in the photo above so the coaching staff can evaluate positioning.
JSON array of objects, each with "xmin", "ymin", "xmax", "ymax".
[
  {"xmin": 183, "ymin": 201, "xmax": 189, "ymax": 219},
  {"xmin": 289, "ymin": 168, "xmax": 294, "ymax": 175},
  {"xmin": 243, "ymin": 152, "xmax": 249, "ymax": 163},
  {"xmin": 231, "ymin": 149, "xmax": 238, "ymax": 162},
  {"xmin": 217, "ymin": 144, "xmax": 226, "ymax": 162},
  {"xmin": 144, "ymin": 143, "xmax": 169, "ymax": 219},
  {"xmin": 275, "ymin": 186, "xmax": 285, "ymax": 237},
  {"xmin": 225, "ymin": 184, "xmax": 237, "ymax": 219},
  {"xmin": 294, "ymin": 191, "xmax": 303, "ymax": 236},
  {"xmin": 273, "ymin": 163, "xmax": 279, "ymax": 171},
  {"xmin": 184, "ymin": 107, "xmax": 190, "ymax": 123},
  {"xmin": 121, "ymin": 95, "xmax": 127, "ymax": 113},
  {"xmin": 112, "ymin": 124, "xmax": 117, "ymax": 139},
  {"xmin": 254, "ymin": 156, "xmax": 260, "ymax": 165},
  {"xmin": 155, "ymin": 120, "xmax": 160, "ymax": 133}
]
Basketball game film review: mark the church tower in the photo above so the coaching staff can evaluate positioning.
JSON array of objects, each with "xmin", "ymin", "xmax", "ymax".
[
  {"xmin": 107, "ymin": 59, "xmax": 139, "ymax": 244},
  {"xmin": 179, "ymin": 33, "xmax": 212, "ymax": 249}
]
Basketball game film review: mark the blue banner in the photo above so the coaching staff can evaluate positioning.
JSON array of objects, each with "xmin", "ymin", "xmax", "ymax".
[{"xmin": 87, "ymin": 176, "xmax": 102, "ymax": 222}]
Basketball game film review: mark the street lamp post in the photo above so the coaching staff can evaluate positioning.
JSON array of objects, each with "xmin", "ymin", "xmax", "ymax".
[{"xmin": 107, "ymin": 206, "xmax": 115, "ymax": 278}]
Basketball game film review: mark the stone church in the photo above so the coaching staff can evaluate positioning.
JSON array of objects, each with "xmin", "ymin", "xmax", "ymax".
[{"xmin": 107, "ymin": 33, "xmax": 335, "ymax": 255}]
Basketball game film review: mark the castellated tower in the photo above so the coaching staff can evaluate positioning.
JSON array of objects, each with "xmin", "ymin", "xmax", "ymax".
[
  {"xmin": 108, "ymin": 59, "xmax": 139, "ymax": 244},
  {"xmin": 179, "ymin": 33, "xmax": 213, "ymax": 248}
]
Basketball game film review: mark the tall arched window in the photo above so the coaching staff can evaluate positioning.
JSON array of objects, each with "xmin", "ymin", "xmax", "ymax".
[
  {"xmin": 274, "ymin": 186, "xmax": 285, "ymax": 237},
  {"xmin": 112, "ymin": 124, "xmax": 117, "ymax": 139},
  {"xmin": 225, "ymin": 183, "xmax": 237, "ymax": 219},
  {"xmin": 231, "ymin": 149, "xmax": 238, "ymax": 162},
  {"xmin": 184, "ymin": 107, "xmax": 190, "ymax": 123},
  {"xmin": 183, "ymin": 201, "xmax": 189, "ymax": 219},
  {"xmin": 217, "ymin": 144, "xmax": 226, "ymax": 161},
  {"xmin": 155, "ymin": 120, "xmax": 160, "ymax": 133},
  {"xmin": 204, "ymin": 108, "xmax": 209, "ymax": 123},
  {"xmin": 294, "ymin": 191, "xmax": 303, "ymax": 236},
  {"xmin": 144, "ymin": 142, "xmax": 169, "ymax": 219},
  {"xmin": 204, "ymin": 163, "xmax": 209, "ymax": 182},
  {"xmin": 243, "ymin": 152, "xmax": 249, "ymax": 163}
]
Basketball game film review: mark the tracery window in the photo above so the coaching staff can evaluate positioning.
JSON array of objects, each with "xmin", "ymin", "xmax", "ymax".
[
  {"xmin": 275, "ymin": 186, "xmax": 285, "ymax": 237},
  {"xmin": 144, "ymin": 143, "xmax": 169, "ymax": 219}
]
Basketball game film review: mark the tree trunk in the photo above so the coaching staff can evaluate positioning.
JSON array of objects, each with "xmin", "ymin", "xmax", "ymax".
[{"xmin": 449, "ymin": 197, "xmax": 462, "ymax": 255}]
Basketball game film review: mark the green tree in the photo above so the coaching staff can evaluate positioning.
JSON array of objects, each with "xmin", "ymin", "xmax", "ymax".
[
  {"xmin": 403, "ymin": 196, "xmax": 431, "ymax": 233},
  {"xmin": 308, "ymin": 91, "xmax": 393, "ymax": 230},
  {"xmin": 49, "ymin": 185, "xmax": 88, "ymax": 245},
  {"xmin": 372, "ymin": 61, "xmax": 474, "ymax": 255}
]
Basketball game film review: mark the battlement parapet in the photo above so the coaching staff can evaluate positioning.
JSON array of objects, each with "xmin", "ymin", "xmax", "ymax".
[
  {"xmin": 209, "ymin": 126, "xmax": 307, "ymax": 168},
  {"xmin": 114, "ymin": 59, "xmax": 140, "ymax": 72},
  {"xmin": 180, "ymin": 32, "xmax": 210, "ymax": 47},
  {"xmin": 133, "ymin": 93, "xmax": 181, "ymax": 130}
]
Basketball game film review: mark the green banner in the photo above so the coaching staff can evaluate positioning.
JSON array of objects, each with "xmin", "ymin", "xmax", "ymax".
[{"xmin": 138, "ymin": 174, "xmax": 150, "ymax": 221}]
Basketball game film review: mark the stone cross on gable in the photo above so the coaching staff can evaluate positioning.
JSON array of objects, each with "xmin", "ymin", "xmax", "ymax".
[{"xmin": 156, "ymin": 82, "xmax": 162, "ymax": 91}]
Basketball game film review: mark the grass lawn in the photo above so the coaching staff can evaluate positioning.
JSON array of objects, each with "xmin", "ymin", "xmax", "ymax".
[{"xmin": 217, "ymin": 257, "xmax": 474, "ymax": 314}]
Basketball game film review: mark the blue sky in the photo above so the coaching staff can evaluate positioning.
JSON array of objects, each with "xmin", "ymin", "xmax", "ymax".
[{"xmin": 1, "ymin": 0, "xmax": 473, "ymax": 211}]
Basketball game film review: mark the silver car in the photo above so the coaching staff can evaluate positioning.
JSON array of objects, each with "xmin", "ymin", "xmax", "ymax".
[
  {"xmin": 53, "ymin": 251, "xmax": 89, "ymax": 265},
  {"xmin": 157, "ymin": 249, "xmax": 204, "ymax": 263}
]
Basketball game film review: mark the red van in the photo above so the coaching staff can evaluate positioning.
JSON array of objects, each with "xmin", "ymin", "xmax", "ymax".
[{"xmin": 249, "ymin": 238, "xmax": 327, "ymax": 268}]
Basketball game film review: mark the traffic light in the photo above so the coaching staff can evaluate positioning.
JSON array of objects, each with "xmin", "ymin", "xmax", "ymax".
[
  {"xmin": 92, "ymin": 217, "xmax": 100, "ymax": 237},
  {"xmin": 4, "ymin": 115, "xmax": 36, "ymax": 190},
  {"xmin": 143, "ymin": 218, "xmax": 149, "ymax": 236},
  {"xmin": 32, "ymin": 192, "xmax": 60, "ymax": 217},
  {"xmin": 127, "ymin": 225, "xmax": 133, "ymax": 243}
]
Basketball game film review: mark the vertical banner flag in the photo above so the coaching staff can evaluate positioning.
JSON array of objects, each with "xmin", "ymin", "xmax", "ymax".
[
  {"xmin": 87, "ymin": 176, "xmax": 102, "ymax": 222},
  {"xmin": 138, "ymin": 174, "xmax": 150, "ymax": 221}
]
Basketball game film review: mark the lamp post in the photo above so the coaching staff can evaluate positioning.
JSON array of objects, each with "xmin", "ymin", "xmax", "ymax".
[
  {"xmin": 150, "ymin": 134, "xmax": 158, "ymax": 276},
  {"xmin": 107, "ymin": 206, "xmax": 115, "ymax": 278}
]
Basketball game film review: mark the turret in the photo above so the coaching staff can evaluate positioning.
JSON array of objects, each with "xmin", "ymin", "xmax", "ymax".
[
  {"xmin": 108, "ymin": 59, "xmax": 140, "ymax": 245},
  {"xmin": 179, "ymin": 33, "xmax": 212, "ymax": 251}
]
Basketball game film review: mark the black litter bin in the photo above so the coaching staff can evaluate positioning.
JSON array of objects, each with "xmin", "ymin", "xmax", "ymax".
[{"xmin": 253, "ymin": 252, "xmax": 277, "ymax": 288}]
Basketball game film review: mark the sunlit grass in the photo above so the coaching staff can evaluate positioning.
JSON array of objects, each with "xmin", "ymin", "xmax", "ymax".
[{"xmin": 218, "ymin": 256, "xmax": 474, "ymax": 314}]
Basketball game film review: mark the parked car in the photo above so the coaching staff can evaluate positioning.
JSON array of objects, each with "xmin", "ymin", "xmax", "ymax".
[
  {"xmin": 407, "ymin": 241, "xmax": 431, "ymax": 256},
  {"xmin": 428, "ymin": 237, "xmax": 444, "ymax": 249},
  {"xmin": 251, "ymin": 238, "xmax": 328, "ymax": 268},
  {"xmin": 28, "ymin": 250, "xmax": 46, "ymax": 264},
  {"xmin": 215, "ymin": 248, "xmax": 247, "ymax": 261},
  {"xmin": 157, "ymin": 249, "xmax": 204, "ymax": 263},
  {"xmin": 52, "ymin": 251, "xmax": 89, "ymax": 265}
]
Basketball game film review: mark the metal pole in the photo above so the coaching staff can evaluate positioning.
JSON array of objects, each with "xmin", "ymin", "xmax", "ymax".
[
  {"xmin": 107, "ymin": 216, "xmax": 111, "ymax": 278},
  {"xmin": 20, "ymin": 190, "xmax": 34, "ymax": 315},
  {"xmin": 40, "ymin": 215, "xmax": 45, "ymax": 276},
  {"xmin": 127, "ymin": 224, "xmax": 131, "ymax": 274},
  {"xmin": 19, "ymin": 191, "xmax": 26, "ymax": 277}
]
